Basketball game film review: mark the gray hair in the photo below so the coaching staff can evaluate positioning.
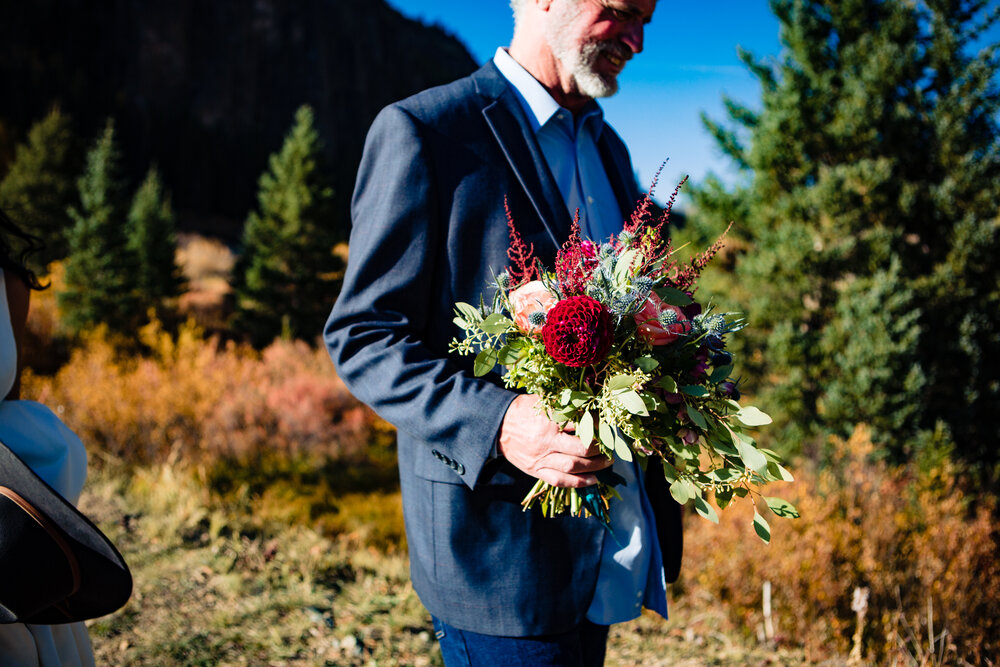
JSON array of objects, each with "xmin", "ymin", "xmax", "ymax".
[{"xmin": 510, "ymin": 0, "xmax": 528, "ymax": 28}]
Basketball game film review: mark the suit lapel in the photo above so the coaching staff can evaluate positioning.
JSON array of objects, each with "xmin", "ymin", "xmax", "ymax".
[{"xmin": 474, "ymin": 64, "xmax": 570, "ymax": 250}]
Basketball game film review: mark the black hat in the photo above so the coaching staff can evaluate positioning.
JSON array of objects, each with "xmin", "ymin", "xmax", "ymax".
[{"xmin": 0, "ymin": 438, "xmax": 132, "ymax": 624}]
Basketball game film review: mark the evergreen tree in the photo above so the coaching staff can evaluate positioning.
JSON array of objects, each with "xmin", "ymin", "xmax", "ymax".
[
  {"xmin": 0, "ymin": 108, "xmax": 82, "ymax": 269},
  {"xmin": 60, "ymin": 119, "xmax": 141, "ymax": 334},
  {"xmin": 689, "ymin": 0, "xmax": 1000, "ymax": 473},
  {"xmin": 127, "ymin": 166, "xmax": 182, "ymax": 315},
  {"xmin": 234, "ymin": 105, "xmax": 342, "ymax": 346}
]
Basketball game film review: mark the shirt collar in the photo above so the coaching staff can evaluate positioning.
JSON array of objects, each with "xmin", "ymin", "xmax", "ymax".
[{"xmin": 493, "ymin": 47, "xmax": 604, "ymax": 138}]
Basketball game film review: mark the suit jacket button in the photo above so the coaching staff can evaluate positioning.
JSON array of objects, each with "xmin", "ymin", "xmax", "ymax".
[
  {"xmin": 432, "ymin": 450, "xmax": 442, "ymax": 459},
  {"xmin": 457, "ymin": 464, "xmax": 465, "ymax": 475}
]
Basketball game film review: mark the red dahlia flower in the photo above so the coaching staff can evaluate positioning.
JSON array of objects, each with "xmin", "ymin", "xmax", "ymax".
[{"xmin": 541, "ymin": 296, "xmax": 614, "ymax": 367}]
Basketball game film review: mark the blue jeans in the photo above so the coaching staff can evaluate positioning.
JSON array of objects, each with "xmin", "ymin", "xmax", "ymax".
[{"xmin": 431, "ymin": 616, "xmax": 610, "ymax": 667}]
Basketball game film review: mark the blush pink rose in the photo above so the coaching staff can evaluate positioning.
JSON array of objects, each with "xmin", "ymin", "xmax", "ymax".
[
  {"xmin": 510, "ymin": 280, "xmax": 558, "ymax": 334},
  {"xmin": 634, "ymin": 292, "xmax": 688, "ymax": 345}
]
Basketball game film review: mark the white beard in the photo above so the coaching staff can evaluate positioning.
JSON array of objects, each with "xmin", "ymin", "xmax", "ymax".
[{"xmin": 544, "ymin": 1, "xmax": 622, "ymax": 99}]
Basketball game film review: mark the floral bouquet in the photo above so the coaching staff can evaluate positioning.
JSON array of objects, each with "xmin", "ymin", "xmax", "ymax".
[{"xmin": 450, "ymin": 180, "xmax": 797, "ymax": 542}]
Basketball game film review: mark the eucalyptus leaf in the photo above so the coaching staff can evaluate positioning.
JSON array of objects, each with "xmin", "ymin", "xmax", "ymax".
[
  {"xmin": 767, "ymin": 462, "xmax": 795, "ymax": 482},
  {"xmin": 709, "ymin": 364, "xmax": 733, "ymax": 384},
  {"xmin": 559, "ymin": 388, "xmax": 573, "ymax": 406},
  {"xmin": 480, "ymin": 312, "xmax": 513, "ymax": 334},
  {"xmin": 598, "ymin": 421, "xmax": 615, "ymax": 449},
  {"xmin": 694, "ymin": 495, "xmax": 720, "ymax": 523},
  {"xmin": 736, "ymin": 406, "xmax": 773, "ymax": 427},
  {"xmin": 710, "ymin": 437, "xmax": 740, "ymax": 458},
  {"xmin": 473, "ymin": 349, "xmax": 497, "ymax": 376},
  {"xmin": 655, "ymin": 376, "xmax": 678, "ymax": 393},
  {"xmin": 455, "ymin": 302, "xmax": 482, "ymax": 323},
  {"xmin": 685, "ymin": 405, "xmax": 708, "ymax": 430},
  {"xmin": 753, "ymin": 511, "xmax": 771, "ymax": 543},
  {"xmin": 577, "ymin": 411, "xmax": 594, "ymax": 446},
  {"xmin": 635, "ymin": 356, "xmax": 659, "ymax": 372},
  {"xmin": 618, "ymin": 390, "xmax": 649, "ymax": 416},
  {"xmin": 642, "ymin": 392, "xmax": 665, "ymax": 413},
  {"xmin": 654, "ymin": 286, "xmax": 693, "ymax": 306},
  {"xmin": 708, "ymin": 467, "xmax": 741, "ymax": 483},
  {"xmin": 669, "ymin": 479, "xmax": 693, "ymax": 504},
  {"xmin": 764, "ymin": 496, "xmax": 800, "ymax": 518},
  {"xmin": 735, "ymin": 436, "xmax": 769, "ymax": 474},
  {"xmin": 613, "ymin": 429, "xmax": 633, "ymax": 463},
  {"xmin": 606, "ymin": 374, "xmax": 635, "ymax": 391},
  {"xmin": 760, "ymin": 448, "xmax": 785, "ymax": 463},
  {"xmin": 496, "ymin": 344, "xmax": 519, "ymax": 365}
]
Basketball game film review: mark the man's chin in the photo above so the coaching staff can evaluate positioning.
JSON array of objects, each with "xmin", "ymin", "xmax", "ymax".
[{"xmin": 576, "ymin": 72, "xmax": 619, "ymax": 99}]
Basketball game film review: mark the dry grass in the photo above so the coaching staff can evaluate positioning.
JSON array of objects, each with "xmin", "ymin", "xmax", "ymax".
[{"xmin": 79, "ymin": 462, "xmax": 811, "ymax": 666}]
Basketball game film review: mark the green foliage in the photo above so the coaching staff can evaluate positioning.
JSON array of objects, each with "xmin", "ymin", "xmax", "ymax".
[
  {"xmin": 60, "ymin": 119, "xmax": 142, "ymax": 334},
  {"xmin": 234, "ymin": 105, "xmax": 343, "ymax": 347},
  {"xmin": 690, "ymin": 0, "xmax": 1000, "ymax": 476},
  {"xmin": 127, "ymin": 167, "xmax": 183, "ymax": 314},
  {"xmin": 0, "ymin": 108, "xmax": 82, "ymax": 268}
]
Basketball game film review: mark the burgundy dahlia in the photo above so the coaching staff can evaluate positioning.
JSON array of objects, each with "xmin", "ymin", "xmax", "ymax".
[{"xmin": 541, "ymin": 296, "xmax": 614, "ymax": 367}]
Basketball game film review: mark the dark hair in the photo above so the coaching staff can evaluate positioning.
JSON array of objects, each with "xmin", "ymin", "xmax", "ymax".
[{"xmin": 0, "ymin": 209, "xmax": 48, "ymax": 290}]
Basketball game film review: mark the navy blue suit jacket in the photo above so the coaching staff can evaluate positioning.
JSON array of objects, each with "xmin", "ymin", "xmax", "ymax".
[{"xmin": 325, "ymin": 61, "xmax": 681, "ymax": 636}]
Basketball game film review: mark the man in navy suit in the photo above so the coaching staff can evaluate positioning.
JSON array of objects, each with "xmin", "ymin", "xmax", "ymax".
[{"xmin": 325, "ymin": 1, "xmax": 679, "ymax": 664}]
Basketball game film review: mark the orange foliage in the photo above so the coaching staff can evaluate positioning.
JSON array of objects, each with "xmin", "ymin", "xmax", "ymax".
[
  {"xmin": 682, "ymin": 424, "xmax": 999, "ymax": 662},
  {"xmin": 22, "ymin": 317, "xmax": 380, "ymax": 466}
]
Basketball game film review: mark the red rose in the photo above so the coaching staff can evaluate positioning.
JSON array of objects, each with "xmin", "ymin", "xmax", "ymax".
[{"xmin": 541, "ymin": 296, "xmax": 614, "ymax": 367}]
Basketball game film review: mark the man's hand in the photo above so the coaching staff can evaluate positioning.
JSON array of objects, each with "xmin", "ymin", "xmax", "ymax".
[{"xmin": 499, "ymin": 394, "xmax": 611, "ymax": 487}]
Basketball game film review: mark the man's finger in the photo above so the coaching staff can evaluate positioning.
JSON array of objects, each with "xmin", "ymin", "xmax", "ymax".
[{"xmin": 536, "ymin": 469, "xmax": 600, "ymax": 489}]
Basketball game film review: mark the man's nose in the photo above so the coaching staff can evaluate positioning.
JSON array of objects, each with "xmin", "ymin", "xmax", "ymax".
[{"xmin": 622, "ymin": 22, "xmax": 644, "ymax": 54}]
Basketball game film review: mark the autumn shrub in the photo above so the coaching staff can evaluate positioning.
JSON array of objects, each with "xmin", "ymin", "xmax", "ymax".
[
  {"xmin": 23, "ymin": 316, "xmax": 381, "ymax": 467},
  {"xmin": 681, "ymin": 424, "xmax": 999, "ymax": 663}
]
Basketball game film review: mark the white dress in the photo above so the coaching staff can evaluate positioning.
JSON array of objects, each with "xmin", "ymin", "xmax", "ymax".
[{"xmin": 0, "ymin": 270, "xmax": 96, "ymax": 667}]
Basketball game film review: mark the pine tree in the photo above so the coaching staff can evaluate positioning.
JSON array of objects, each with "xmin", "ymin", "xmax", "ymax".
[
  {"xmin": 127, "ymin": 166, "xmax": 182, "ymax": 315},
  {"xmin": 689, "ymin": 0, "xmax": 1000, "ymax": 473},
  {"xmin": 0, "ymin": 108, "xmax": 82, "ymax": 269},
  {"xmin": 234, "ymin": 105, "xmax": 342, "ymax": 346},
  {"xmin": 60, "ymin": 119, "xmax": 141, "ymax": 334}
]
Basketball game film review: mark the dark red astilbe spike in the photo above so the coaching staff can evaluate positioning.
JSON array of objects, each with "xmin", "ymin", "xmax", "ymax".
[
  {"xmin": 505, "ymin": 196, "xmax": 538, "ymax": 286},
  {"xmin": 654, "ymin": 175, "xmax": 688, "ymax": 237},
  {"xmin": 555, "ymin": 211, "xmax": 594, "ymax": 296},
  {"xmin": 671, "ymin": 221, "xmax": 734, "ymax": 291}
]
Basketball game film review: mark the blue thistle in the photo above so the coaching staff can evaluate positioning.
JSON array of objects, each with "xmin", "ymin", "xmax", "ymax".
[
  {"xmin": 610, "ymin": 293, "xmax": 635, "ymax": 316},
  {"xmin": 708, "ymin": 314, "xmax": 727, "ymax": 335},
  {"xmin": 495, "ymin": 272, "xmax": 511, "ymax": 290},
  {"xmin": 658, "ymin": 309, "xmax": 678, "ymax": 327},
  {"xmin": 528, "ymin": 310, "xmax": 547, "ymax": 328},
  {"xmin": 632, "ymin": 276, "xmax": 653, "ymax": 295}
]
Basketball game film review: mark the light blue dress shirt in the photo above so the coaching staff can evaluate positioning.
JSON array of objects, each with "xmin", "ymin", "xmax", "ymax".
[{"xmin": 493, "ymin": 47, "xmax": 668, "ymax": 624}]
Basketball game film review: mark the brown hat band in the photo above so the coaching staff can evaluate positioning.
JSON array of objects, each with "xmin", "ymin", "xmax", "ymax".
[{"xmin": 0, "ymin": 485, "xmax": 82, "ymax": 596}]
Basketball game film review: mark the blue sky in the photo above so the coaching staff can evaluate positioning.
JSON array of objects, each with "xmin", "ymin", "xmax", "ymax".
[{"xmin": 385, "ymin": 1, "xmax": 1000, "ymax": 200}]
